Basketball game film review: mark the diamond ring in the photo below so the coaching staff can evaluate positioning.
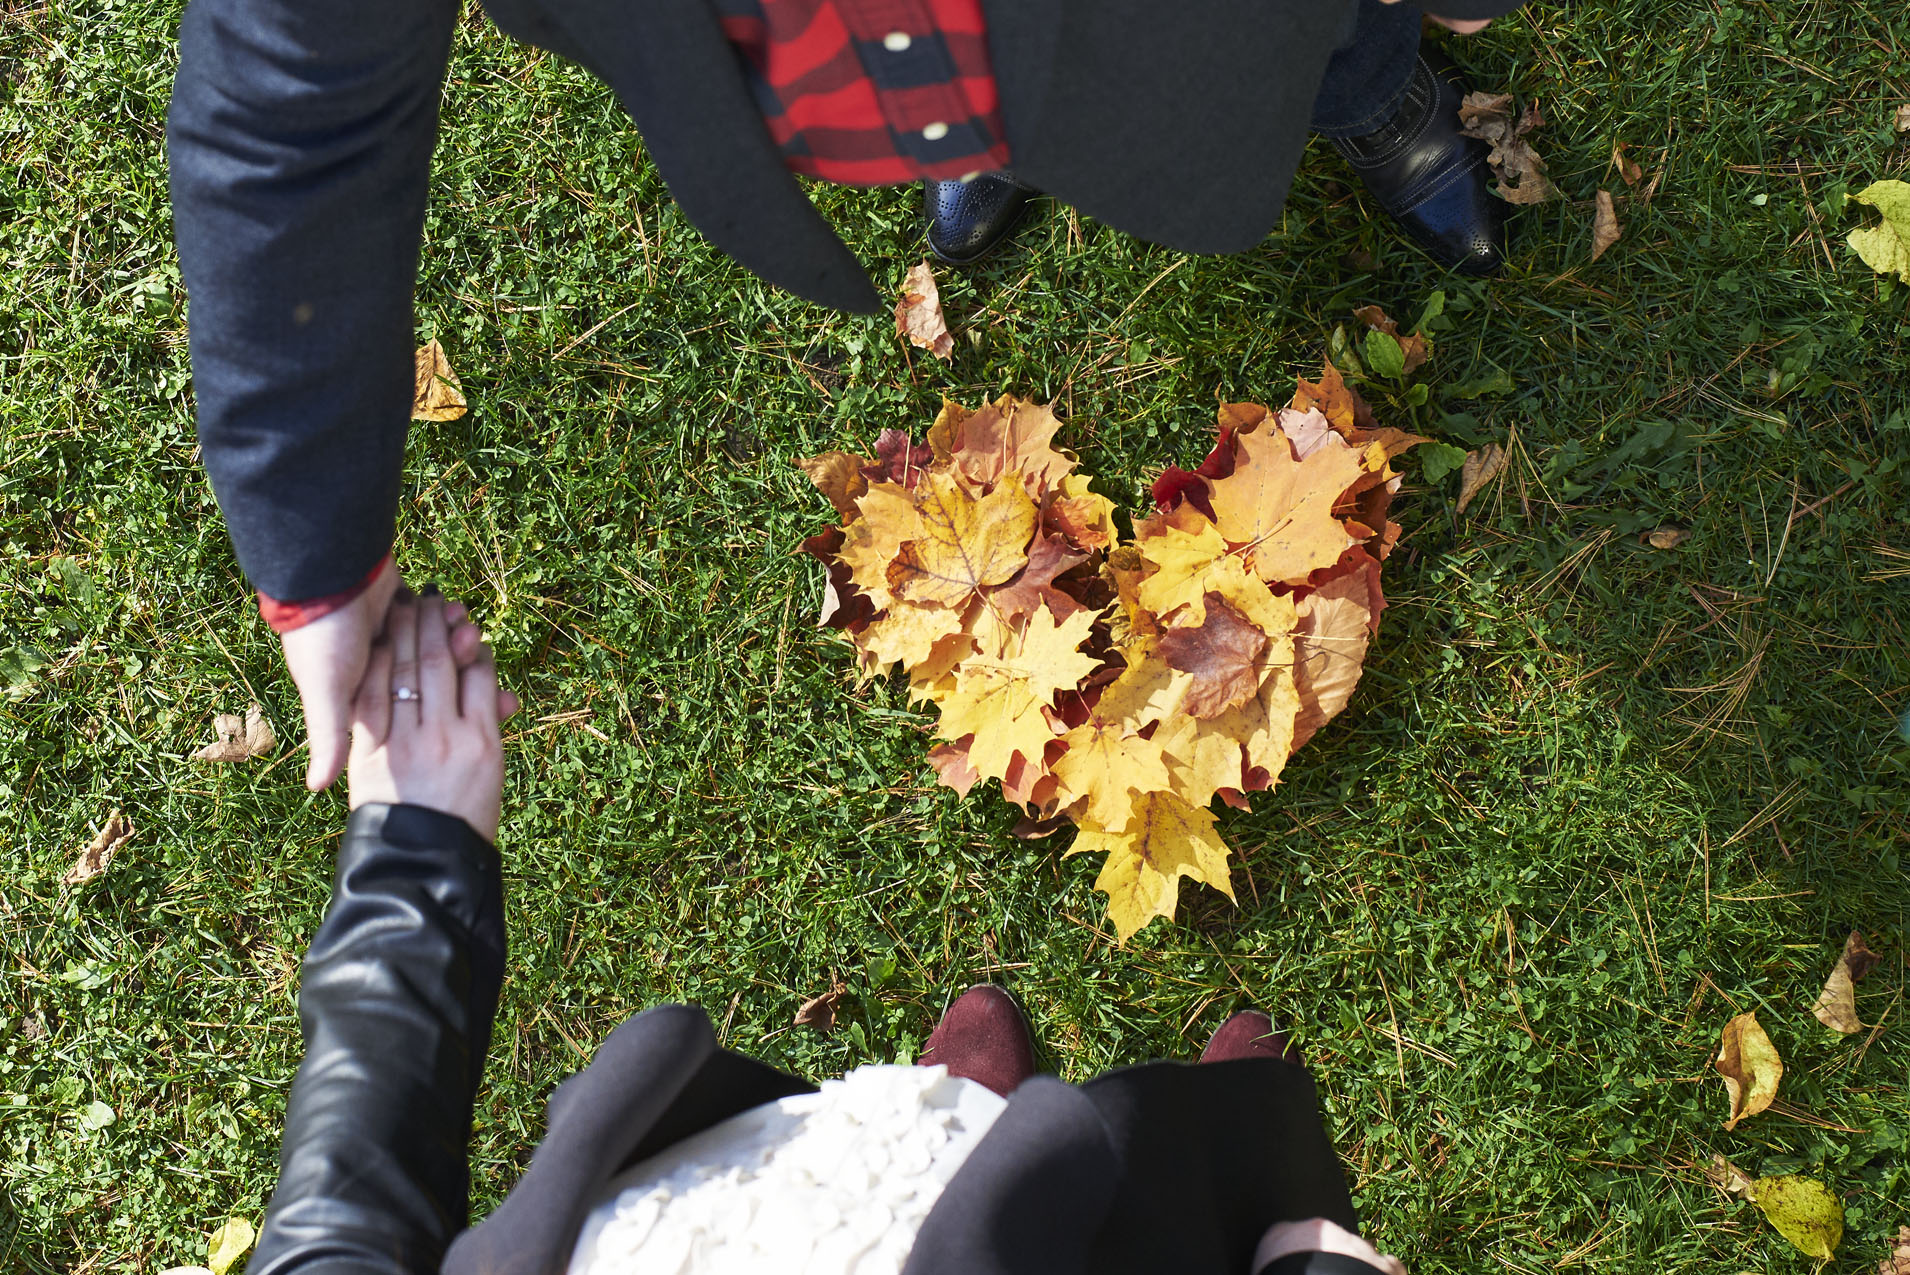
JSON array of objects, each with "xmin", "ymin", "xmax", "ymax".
[{"xmin": 392, "ymin": 686, "xmax": 420, "ymax": 702}]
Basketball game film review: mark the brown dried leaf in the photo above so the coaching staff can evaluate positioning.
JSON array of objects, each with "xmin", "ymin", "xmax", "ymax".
[
  {"xmin": 895, "ymin": 261, "xmax": 954, "ymax": 361},
  {"xmin": 62, "ymin": 809, "xmax": 134, "ymax": 886},
  {"xmin": 1612, "ymin": 141, "xmax": 1644, "ymax": 187},
  {"xmin": 411, "ymin": 340, "xmax": 467, "ymax": 422},
  {"xmin": 1715, "ymin": 1011, "xmax": 1783, "ymax": 1130},
  {"xmin": 794, "ymin": 979, "xmax": 849, "ymax": 1032},
  {"xmin": 1705, "ymin": 1153, "xmax": 1755, "ymax": 1196},
  {"xmin": 1157, "ymin": 593, "xmax": 1269, "ymax": 719},
  {"xmin": 191, "ymin": 704, "xmax": 277, "ymax": 763},
  {"xmin": 1591, "ymin": 189, "xmax": 1623, "ymax": 263},
  {"xmin": 1896, "ymin": 104, "xmax": 1910, "ymax": 133},
  {"xmin": 1644, "ymin": 525, "xmax": 1691, "ymax": 550},
  {"xmin": 1876, "ymin": 1225, "xmax": 1910, "ymax": 1275},
  {"xmin": 1454, "ymin": 443, "xmax": 1508, "ymax": 514},
  {"xmin": 1811, "ymin": 930, "xmax": 1883, "ymax": 1035},
  {"xmin": 1291, "ymin": 562, "xmax": 1379, "ymax": 752},
  {"xmin": 1458, "ymin": 91, "xmax": 1554, "ymax": 204},
  {"xmin": 1351, "ymin": 305, "xmax": 1430, "ymax": 375}
]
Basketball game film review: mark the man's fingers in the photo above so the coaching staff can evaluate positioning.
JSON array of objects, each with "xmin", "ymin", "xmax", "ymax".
[
  {"xmin": 417, "ymin": 592, "xmax": 458, "ymax": 724},
  {"xmin": 303, "ymin": 688, "xmax": 353, "ymax": 791},
  {"xmin": 352, "ymin": 638, "xmax": 395, "ymax": 749}
]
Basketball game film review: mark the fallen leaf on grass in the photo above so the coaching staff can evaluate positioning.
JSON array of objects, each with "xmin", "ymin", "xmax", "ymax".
[
  {"xmin": 62, "ymin": 809, "xmax": 133, "ymax": 885},
  {"xmin": 1811, "ymin": 930, "xmax": 1882, "ymax": 1035},
  {"xmin": 1877, "ymin": 1226, "xmax": 1910, "ymax": 1275},
  {"xmin": 1351, "ymin": 304, "xmax": 1430, "ymax": 376},
  {"xmin": 1707, "ymin": 1157, "xmax": 1843, "ymax": 1260},
  {"xmin": 794, "ymin": 979, "xmax": 849, "ymax": 1032},
  {"xmin": 1644, "ymin": 525, "xmax": 1691, "ymax": 550},
  {"xmin": 1158, "ymin": 594, "xmax": 1270, "ymax": 719},
  {"xmin": 411, "ymin": 340, "xmax": 467, "ymax": 422},
  {"xmin": 1591, "ymin": 189, "xmax": 1622, "ymax": 263},
  {"xmin": 896, "ymin": 260, "xmax": 954, "ymax": 360},
  {"xmin": 206, "ymin": 1217, "xmax": 256, "ymax": 1275},
  {"xmin": 1715, "ymin": 1011, "xmax": 1782, "ymax": 1130},
  {"xmin": 1896, "ymin": 105, "xmax": 1910, "ymax": 133},
  {"xmin": 1458, "ymin": 92, "xmax": 1553, "ymax": 204},
  {"xmin": 1848, "ymin": 180, "xmax": 1910, "ymax": 281},
  {"xmin": 1612, "ymin": 141, "xmax": 1643, "ymax": 186},
  {"xmin": 191, "ymin": 704, "xmax": 276, "ymax": 763},
  {"xmin": 1454, "ymin": 443, "xmax": 1508, "ymax": 514}
]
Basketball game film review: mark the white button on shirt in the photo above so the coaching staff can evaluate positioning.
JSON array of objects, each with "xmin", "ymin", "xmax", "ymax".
[
  {"xmin": 882, "ymin": 31, "xmax": 912, "ymax": 52},
  {"xmin": 921, "ymin": 121, "xmax": 950, "ymax": 141}
]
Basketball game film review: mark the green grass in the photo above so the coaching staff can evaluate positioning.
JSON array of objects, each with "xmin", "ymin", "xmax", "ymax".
[{"xmin": 3, "ymin": 0, "xmax": 1908, "ymax": 1270}]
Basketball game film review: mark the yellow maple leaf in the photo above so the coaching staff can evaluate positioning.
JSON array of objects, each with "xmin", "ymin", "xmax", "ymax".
[
  {"xmin": 1153, "ymin": 712, "xmax": 1247, "ymax": 808},
  {"xmin": 888, "ymin": 471, "xmax": 1037, "ymax": 607},
  {"xmin": 1074, "ymin": 792, "xmax": 1236, "ymax": 942},
  {"xmin": 1095, "ymin": 637, "xmax": 1192, "ymax": 726},
  {"xmin": 1052, "ymin": 716, "xmax": 1171, "ymax": 831},
  {"xmin": 856, "ymin": 602, "xmax": 970, "ymax": 676},
  {"xmin": 1135, "ymin": 510, "xmax": 1235, "ymax": 621},
  {"xmin": 839, "ymin": 483, "xmax": 924, "ymax": 610},
  {"xmin": 1047, "ymin": 474, "xmax": 1117, "ymax": 549},
  {"xmin": 950, "ymin": 396, "xmax": 1078, "ymax": 496},
  {"xmin": 1204, "ymin": 663, "xmax": 1301, "ymax": 779},
  {"xmin": 1206, "ymin": 428, "xmax": 1361, "ymax": 585},
  {"xmin": 906, "ymin": 628, "xmax": 978, "ymax": 704},
  {"xmin": 934, "ymin": 601, "xmax": 1102, "ymax": 782}
]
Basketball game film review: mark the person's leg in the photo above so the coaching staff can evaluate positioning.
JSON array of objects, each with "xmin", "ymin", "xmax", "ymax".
[
  {"xmin": 1308, "ymin": 0, "xmax": 1425, "ymax": 141},
  {"xmin": 1310, "ymin": 0, "xmax": 1510, "ymax": 276},
  {"xmin": 917, "ymin": 985, "xmax": 1038, "ymax": 1097}
]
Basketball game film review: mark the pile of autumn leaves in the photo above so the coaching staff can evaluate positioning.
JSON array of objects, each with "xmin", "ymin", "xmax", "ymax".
[{"xmin": 799, "ymin": 366, "xmax": 1421, "ymax": 941}]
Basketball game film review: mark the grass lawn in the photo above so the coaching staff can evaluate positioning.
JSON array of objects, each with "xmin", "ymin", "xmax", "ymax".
[{"xmin": 3, "ymin": 0, "xmax": 1908, "ymax": 1270}]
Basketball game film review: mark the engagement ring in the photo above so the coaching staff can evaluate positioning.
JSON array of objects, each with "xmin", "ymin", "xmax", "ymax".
[{"xmin": 393, "ymin": 686, "xmax": 420, "ymax": 702}]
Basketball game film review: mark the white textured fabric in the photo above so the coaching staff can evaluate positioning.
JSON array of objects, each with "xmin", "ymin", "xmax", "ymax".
[{"xmin": 566, "ymin": 1064, "xmax": 1006, "ymax": 1275}]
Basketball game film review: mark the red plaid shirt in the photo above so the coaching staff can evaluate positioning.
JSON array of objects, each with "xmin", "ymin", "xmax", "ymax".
[
  {"xmin": 717, "ymin": 0, "xmax": 1010, "ymax": 184},
  {"xmin": 262, "ymin": 0, "xmax": 1005, "ymax": 630}
]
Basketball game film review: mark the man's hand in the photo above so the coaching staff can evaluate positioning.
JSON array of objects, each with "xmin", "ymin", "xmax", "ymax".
[
  {"xmin": 346, "ymin": 592, "xmax": 506, "ymax": 842},
  {"xmin": 1380, "ymin": 0, "xmax": 1493, "ymax": 34},
  {"xmin": 281, "ymin": 564, "xmax": 519, "ymax": 791}
]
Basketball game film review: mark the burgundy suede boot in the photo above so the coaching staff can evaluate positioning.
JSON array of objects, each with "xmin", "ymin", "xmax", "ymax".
[
  {"xmin": 917, "ymin": 985, "xmax": 1037, "ymax": 1098},
  {"xmin": 1200, "ymin": 1010, "xmax": 1304, "ymax": 1066}
]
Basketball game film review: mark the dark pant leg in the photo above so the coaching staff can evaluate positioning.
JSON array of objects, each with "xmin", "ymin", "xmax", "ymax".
[{"xmin": 1309, "ymin": 0, "xmax": 1424, "ymax": 138}]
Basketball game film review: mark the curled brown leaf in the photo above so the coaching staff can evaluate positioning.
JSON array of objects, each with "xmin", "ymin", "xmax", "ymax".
[
  {"xmin": 411, "ymin": 340, "xmax": 467, "ymax": 422},
  {"xmin": 895, "ymin": 261, "xmax": 954, "ymax": 361},
  {"xmin": 1811, "ymin": 930, "xmax": 1882, "ymax": 1035},
  {"xmin": 1591, "ymin": 189, "xmax": 1622, "ymax": 263},
  {"xmin": 63, "ymin": 809, "xmax": 134, "ymax": 886},
  {"xmin": 192, "ymin": 704, "xmax": 276, "ymax": 763},
  {"xmin": 1455, "ymin": 443, "xmax": 1508, "ymax": 514}
]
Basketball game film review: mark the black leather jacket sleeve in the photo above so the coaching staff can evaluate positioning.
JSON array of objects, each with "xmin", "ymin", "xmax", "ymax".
[{"xmin": 248, "ymin": 804, "xmax": 505, "ymax": 1275}]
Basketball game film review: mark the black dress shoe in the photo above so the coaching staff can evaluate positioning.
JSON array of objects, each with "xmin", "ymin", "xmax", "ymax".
[
  {"xmin": 924, "ymin": 171, "xmax": 1036, "ymax": 264},
  {"xmin": 1331, "ymin": 47, "xmax": 1508, "ymax": 275}
]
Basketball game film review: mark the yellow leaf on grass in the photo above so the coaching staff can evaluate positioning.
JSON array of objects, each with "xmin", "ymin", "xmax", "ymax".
[
  {"xmin": 888, "ymin": 471, "xmax": 1037, "ymax": 607},
  {"xmin": 1847, "ymin": 179, "xmax": 1910, "ymax": 281},
  {"xmin": 1094, "ymin": 639, "xmax": 1193, "ymax": 726},
  {"xmin": 1076, "ymin": 791, "xmax": 1235, "ymax": 943},
  {"xmin": 934, "ymin": 601, "xmax": 1102, "ymax": 783},
  {"xmin": 1747, "ymin": 1176, "xmax": 1844, "ymax": 1260},
  {"xmin": 206, "ymin": 1217, "xmax": 255, "ymax": 1275},
  {"xmin": 1714, "ymin": 1011, "xmax": 1782, "ymax": 1130},
  {"xmin": 948, "ymin": 396, "xmax": 1077, "ymax": 496},
  {"xmin": 411, "ymin": 339, "xmax": 467, "ymax": 421},
  {"xmin": 1205, "ymin": 428, "xmax": 1361, "ymax": 585},
  {"xmin": 857, "ymin": 602, "xmax": 971, "ymax": 676},
  {"xmin": 1153, "ymin": 712, "xmax": 1247, "ymax": 808},
  {"xmin": 1052, "ymin": 718, "xmax": 1171, "ymax": 831}
]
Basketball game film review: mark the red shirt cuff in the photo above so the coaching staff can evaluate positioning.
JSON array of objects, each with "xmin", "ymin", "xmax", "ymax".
[{"xmin": 257, "ymin": 555, "xmax": 393, "ymax": 635}]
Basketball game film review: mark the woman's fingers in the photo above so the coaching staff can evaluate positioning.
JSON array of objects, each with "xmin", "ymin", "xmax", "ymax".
[
  {"xmin": 459, "ymin": 646, "xmax": 502, "ymax": 730},
  {"xmin": 351, "ymin": 635, "xmax": 395, "ymax": 749},
  {"xmin": 387, "ymin": 597, "xmax": 421, "ymax": 733},
  {"xmin": 497, "ymin": 688, "xmax": 521, "ymax": 719},
  {"xmin": 416, "ymin": 591, "xmax": 458, "ymax": 725}
]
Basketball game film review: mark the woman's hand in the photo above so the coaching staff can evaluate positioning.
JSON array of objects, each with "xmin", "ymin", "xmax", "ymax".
[{"xmin": 346, "ymin": 591, "xmax": 506, "ymax": 842}]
